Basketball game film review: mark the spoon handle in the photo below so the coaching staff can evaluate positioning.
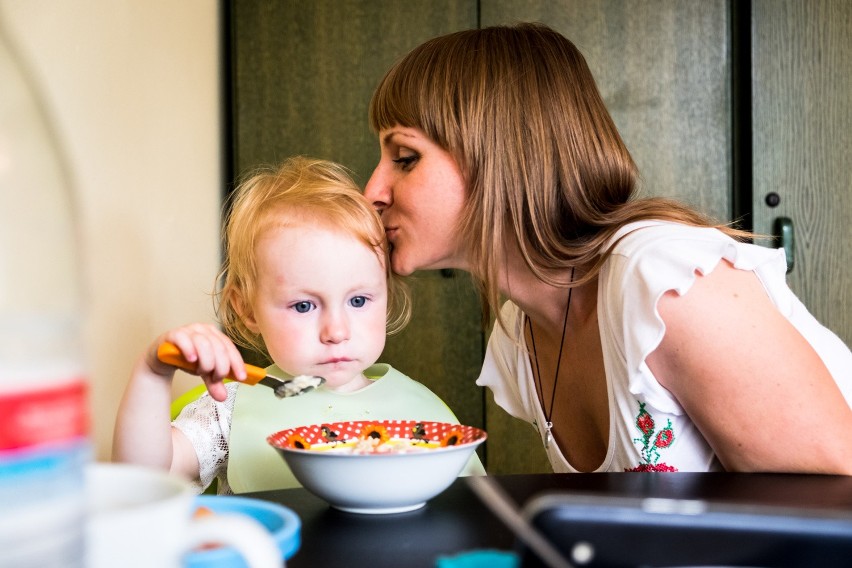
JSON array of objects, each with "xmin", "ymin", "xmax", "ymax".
[{"xmin": 156, "ymin": 341, "xmax": 267, "ymax": 384}]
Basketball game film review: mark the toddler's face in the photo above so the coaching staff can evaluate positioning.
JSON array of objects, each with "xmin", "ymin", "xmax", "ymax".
[{"xmin": 245, "ymin": 225, "xmax": 387, "ymax": 391}]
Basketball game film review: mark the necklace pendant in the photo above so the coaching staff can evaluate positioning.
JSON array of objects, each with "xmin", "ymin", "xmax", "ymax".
[{"xmin": 544, "ymin": 421, "xmax": 553, "ymax": 449}]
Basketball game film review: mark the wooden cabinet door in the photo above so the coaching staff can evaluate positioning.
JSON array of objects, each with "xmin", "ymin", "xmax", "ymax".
[{"xmin": 751, "ymin": 0, "xmax": 852, "ymax": 347}]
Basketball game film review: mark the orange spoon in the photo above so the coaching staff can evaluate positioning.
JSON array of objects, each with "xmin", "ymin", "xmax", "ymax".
[{"xmin": 157, "ymin": 342, "xmax": 323, "ymax": 398}]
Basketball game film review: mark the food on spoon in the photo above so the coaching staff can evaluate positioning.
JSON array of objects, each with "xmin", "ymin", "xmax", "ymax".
[{"xmin": 275, "ymin": 375, "xmax": 324, "ymax": 398}]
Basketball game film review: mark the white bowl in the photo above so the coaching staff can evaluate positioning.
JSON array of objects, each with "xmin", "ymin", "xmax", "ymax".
[{"xmin": 267, "ymin": 420, "xmax": 486, "ymax": 514}]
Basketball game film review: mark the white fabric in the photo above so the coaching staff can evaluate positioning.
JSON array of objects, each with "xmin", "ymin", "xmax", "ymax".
[
  {"xmin": 172, "ymin": 382, "xmax": 238, "ymax": 494},
  {"xmin": 477, "ymin": 220, "xmax": 852, "ymax": 473}
]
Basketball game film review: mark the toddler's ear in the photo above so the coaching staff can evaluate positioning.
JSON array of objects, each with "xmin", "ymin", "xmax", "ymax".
[{"xmin": 233, "ymin": 292, "xmax": 260, "ymax": 333}]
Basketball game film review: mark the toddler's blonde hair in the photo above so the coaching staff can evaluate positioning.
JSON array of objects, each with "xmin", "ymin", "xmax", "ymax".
[{"xmin": 216, "ymin": 156, "xmax": 410, "ymax": 357}]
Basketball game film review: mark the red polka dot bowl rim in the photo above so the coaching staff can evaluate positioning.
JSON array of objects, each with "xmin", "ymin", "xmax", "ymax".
[{"xmin": 267, "ymin": 420, "xmax": 486, "ymax": 454}]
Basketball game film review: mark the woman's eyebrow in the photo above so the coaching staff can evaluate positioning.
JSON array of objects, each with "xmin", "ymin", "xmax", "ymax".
[{"xmin": 382, "ymin": 129, "xmax": 416, "ymax": 146}]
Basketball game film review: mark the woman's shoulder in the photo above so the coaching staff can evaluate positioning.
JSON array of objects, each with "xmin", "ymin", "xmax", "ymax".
[
  {"xmin": 604, "ymin": 220, "xmax": 785, "ymax": 288},
  {"xmin": 608, "ymin": 220, "xmax": 732, "ymax": 257}
]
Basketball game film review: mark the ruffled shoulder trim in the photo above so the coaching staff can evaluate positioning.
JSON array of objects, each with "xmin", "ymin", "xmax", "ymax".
[
  {"xmin": 600, "ymin": 221, "xmax": 788, "ymax": 414},
  {"xmin": 476, "ymin": 301, "xmax": 535, "ymax": 422}
]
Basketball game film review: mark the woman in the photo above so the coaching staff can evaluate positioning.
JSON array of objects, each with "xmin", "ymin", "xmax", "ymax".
[{"xmin": 363, "ymin": 23, "xmax": 852, "ymax": 474}]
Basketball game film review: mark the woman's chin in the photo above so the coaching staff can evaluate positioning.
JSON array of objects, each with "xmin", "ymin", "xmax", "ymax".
[
  {"xmin": 390, "ymin": 254, "xmax": 417, "ymax": 276},
  {"xmin": 391, "ymin": 246, "xmax": 464, "ymax": 276}
]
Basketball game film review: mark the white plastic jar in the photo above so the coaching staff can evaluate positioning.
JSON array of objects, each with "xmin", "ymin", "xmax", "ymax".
[{"xmin": 0, "ymin": 15, "xmax": 91, "ymax": 568}]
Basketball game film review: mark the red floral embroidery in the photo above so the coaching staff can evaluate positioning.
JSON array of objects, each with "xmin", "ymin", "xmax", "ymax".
[
  {"xmin": 628, "ymin": 463, "xmax": 678, "ymax": 472},
  {"xmin": 655, "ymin": 428, "xmax": 674, "ymax": 448},
  {"xmin": 637, "ymin": 408, "xmax": 655, "ymax": 435},
  {"xmin": 625, "ymin": 401, "xmax": 678, "ymax": 472}
]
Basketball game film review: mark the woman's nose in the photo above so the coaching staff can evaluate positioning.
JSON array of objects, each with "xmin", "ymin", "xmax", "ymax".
[
  {"xmin": 320, "ymin": 311, "xmax": 350, "ymax": 344},
  {"xmin": 363, "ymin": 165, "xmax": 391, "ymax": 213}
]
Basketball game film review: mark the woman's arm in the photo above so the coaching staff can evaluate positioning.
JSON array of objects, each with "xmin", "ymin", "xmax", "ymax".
[
  {"xmin": 112, "ymin": 323, "xmax": 246, "ymax": 480},
  {"xmin": 647, "ymin": 259, "xmax": 852, "ymax": 474}
]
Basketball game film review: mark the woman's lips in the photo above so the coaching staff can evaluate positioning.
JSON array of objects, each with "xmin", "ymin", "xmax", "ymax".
[{"xmin": 384, "ymin": 227, "xmax": 398, "ymax": 246}]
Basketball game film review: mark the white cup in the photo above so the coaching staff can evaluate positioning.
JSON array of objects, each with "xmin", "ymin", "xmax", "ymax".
[{"xmin": 86, "ymin": 462, "xmax": 281, "ymax": 568}]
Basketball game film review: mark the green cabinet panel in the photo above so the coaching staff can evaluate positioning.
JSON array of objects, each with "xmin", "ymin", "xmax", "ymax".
[{"xmin": 231, "ymin": 0, "xmax": 477, "ymax": 186}]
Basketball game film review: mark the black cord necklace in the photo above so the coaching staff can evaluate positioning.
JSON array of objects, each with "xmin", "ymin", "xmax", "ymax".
[{"xmin": 526, "ymin": 267, "xmax": 575, "ymax": 450}]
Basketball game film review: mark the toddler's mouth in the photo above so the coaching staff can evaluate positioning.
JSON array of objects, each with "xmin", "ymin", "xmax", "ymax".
[{"xmin": 321, "ymin": 357, "xmax": 353, "ymax": 365}]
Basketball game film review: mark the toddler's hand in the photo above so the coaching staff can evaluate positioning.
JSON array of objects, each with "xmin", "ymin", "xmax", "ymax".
[{"xmin": 148, "ymin": 323, "xmax": 246, "ymax": 402}]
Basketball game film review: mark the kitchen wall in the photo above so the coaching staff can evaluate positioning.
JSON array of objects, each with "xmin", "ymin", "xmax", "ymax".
[{"xmin": 1, "ymin": 0, "xmax": 222, "ymax": 461}]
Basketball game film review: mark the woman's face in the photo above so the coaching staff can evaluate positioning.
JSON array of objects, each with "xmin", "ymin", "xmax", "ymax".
[{"xmin": 364, "ymin": 126, "xmax": 467, "ymax": 276}]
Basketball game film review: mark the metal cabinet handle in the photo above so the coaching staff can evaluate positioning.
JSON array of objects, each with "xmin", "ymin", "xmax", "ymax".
[{"xmin": 773, "ymin": 217, "xmax": 795, "ymax": 274}]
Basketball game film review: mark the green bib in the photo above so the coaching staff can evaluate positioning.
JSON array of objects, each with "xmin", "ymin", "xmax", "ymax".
[{"xmin": 227, "ymin": 363, "xmax": 485, "ymax": 493}]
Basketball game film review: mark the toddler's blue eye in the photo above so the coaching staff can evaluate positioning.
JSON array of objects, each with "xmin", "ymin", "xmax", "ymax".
[
  {"xmin": 293, "ymin": 301, "xmax": 313, "ymax": 313},
  {"xmin": 349, "ymin": 296, "xmax": 367, "ymax": 308}
]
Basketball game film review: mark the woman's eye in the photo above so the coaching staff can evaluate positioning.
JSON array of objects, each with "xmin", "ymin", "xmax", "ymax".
[
  {"xmin": 292, "ymin": 301, "xmax": 314, "ymax": 314},
  {"xmin": 349, "ymin": 296, "xmax": 368, "ymax": 308},
  {"xmin": 392, "ymin": 154, "xmax": 418, "ymax": 170}
]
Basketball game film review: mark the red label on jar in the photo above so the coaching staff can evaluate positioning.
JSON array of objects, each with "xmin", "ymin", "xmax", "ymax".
[{"xmin": 0, "ymin": 380, "xmax": 89, "ymax": 450}]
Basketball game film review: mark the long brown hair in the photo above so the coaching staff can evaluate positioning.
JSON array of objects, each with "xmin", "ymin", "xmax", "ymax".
[
  {"xmin": 217, "ymin": 156, "xmax": 411, "ymax": 356},
  {"xmin": 370, "ymin": 22, "xmax": 748, "ymax": 326}
]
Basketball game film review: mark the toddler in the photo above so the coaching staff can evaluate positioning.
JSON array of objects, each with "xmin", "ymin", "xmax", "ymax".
[{"xmin": 113, "ymin": 156, "xmax": 484, "ymax": 493}]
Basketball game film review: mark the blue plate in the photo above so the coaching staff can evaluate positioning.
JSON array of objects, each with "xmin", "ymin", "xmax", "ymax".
[{"xmin": 183, "ymin": 495, "xmax": 301, "ymax": 567}]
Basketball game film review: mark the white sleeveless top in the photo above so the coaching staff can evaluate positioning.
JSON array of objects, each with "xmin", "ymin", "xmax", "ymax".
[{"xmin": 477, "ymin": 221, "xmax": 852, "ymax": 473}]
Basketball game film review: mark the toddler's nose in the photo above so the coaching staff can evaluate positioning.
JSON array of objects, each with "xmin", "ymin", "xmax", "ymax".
[{"xmin": 320, "ymin": 311, "xmax": 350, "ymax": 344}]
